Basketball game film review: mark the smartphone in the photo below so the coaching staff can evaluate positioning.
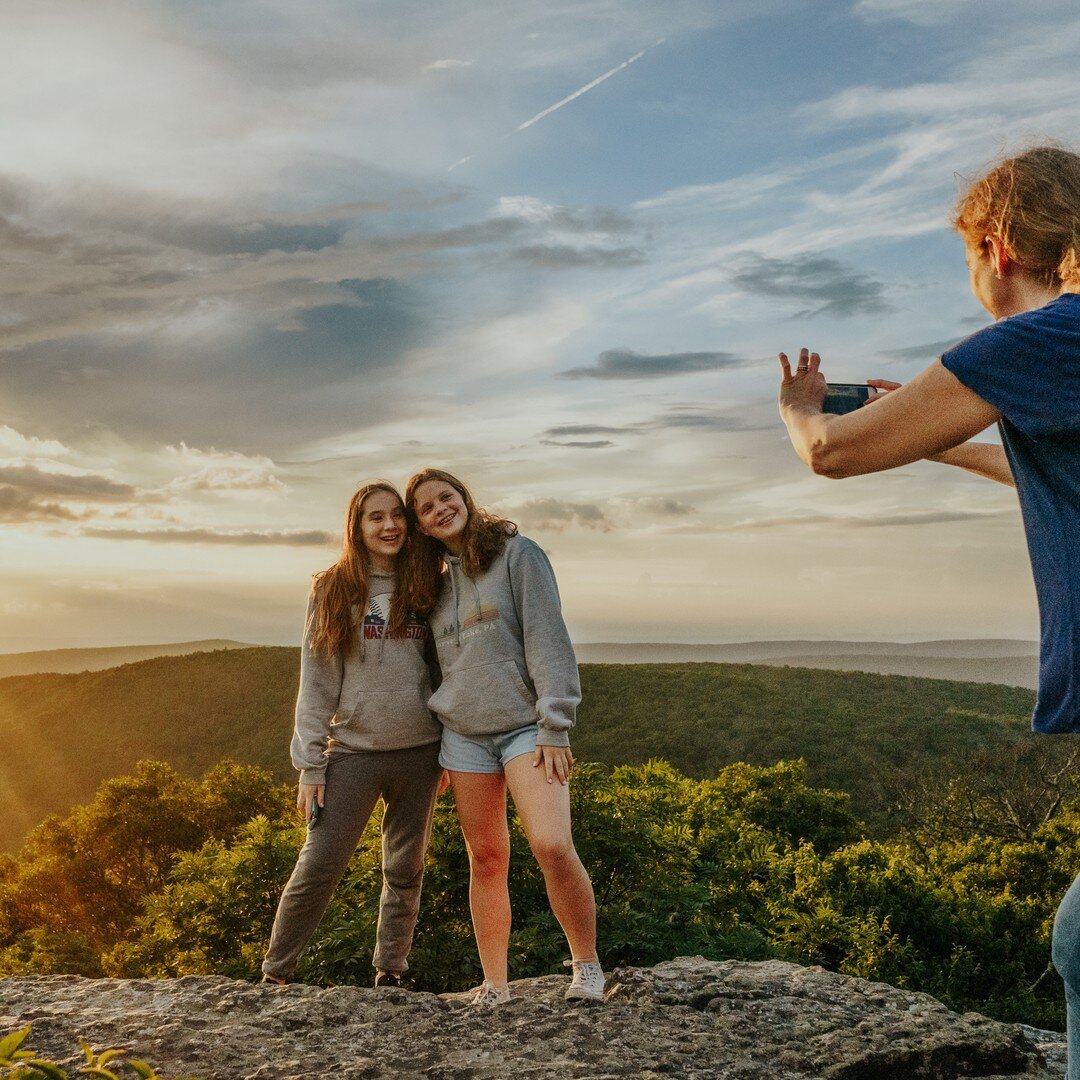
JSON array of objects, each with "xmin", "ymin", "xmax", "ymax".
[
  {"xmin": 822, "ymin": 383, "xmax": 872, "ymax": 415},
  {"xmin": 308, "ymin": 799, "xmax": 322, "ymax": 828}
]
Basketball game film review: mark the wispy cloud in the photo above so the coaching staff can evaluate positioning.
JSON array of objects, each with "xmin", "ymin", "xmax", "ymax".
[
  {"xmin": 505, "ymin": 497, "xmax": 611, "ymax": 532},
  {"xmin": 423, "ymin": 59, "xmax": 472, "ymax": 72},
  {"xmin": 560, "ymin": 348, "xmax": 751, "ymax": 380},
  {"xmin": 729, "ymin": 253, "xmax": 891, "ymax": 318},
  {"xmin": 727, "ymin": 508, "xmax": 1014, "ymax": 531},
  {"xmin": 539, "ymin": 439, "xmax": 615, "ymax": 449},
  {"xmin": 0, "ymin": 486, "xmax": 84, "ymax": 523},
  {"xmin": 0, "ymin": 465, "xmax": 141, "ymax": 502},
  {"xmin": 79, "ymin": 527, "xmax": 335, "ymax": 546},
  {"xmin": 879, "ymin": 337, "xmax": 966, "ymax": 362}
]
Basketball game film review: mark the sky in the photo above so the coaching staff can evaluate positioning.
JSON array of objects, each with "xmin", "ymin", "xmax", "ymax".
[{"xmin": 2, "ymin": 0, "xmax": 1078, "ymax": 650}]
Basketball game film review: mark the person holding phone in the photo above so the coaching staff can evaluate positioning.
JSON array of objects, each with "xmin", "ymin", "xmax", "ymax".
[
  {"xmin": 777, "ymin": 145, "xmax": 1080, "ymax": 1074},
  {"xmin": 261, "ymin": 481, "xmax": 444, "ymax": 988},
  {"xmin": 402, "ymin": 468, "xmax": 604, "ymax": 1006}
]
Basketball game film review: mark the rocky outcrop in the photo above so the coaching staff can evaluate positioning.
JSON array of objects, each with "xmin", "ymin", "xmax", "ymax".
[{"xmin": 0, "ymin": 957, "xmax": 1065, "ymax": 1078}]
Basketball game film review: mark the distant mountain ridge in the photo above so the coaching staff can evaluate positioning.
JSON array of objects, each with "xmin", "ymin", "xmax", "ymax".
[
  {"xmin": 0, "ymin": 647, "xmax": 1042, "ymax": 853},
  {"xmin": 0, "ymin": 640, "xmax": 253, "ymax": 678},
  {"xmin": 575, "ymin": 639, "xmax": 1039, "ymax": 660},
  {"xmin": 574, "ymin": 640, "xmax": 1040, "ymax": 688}
]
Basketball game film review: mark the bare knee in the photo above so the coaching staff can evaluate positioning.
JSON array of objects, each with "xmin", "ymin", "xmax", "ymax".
[
  {"xmin": 530, "ymin": 836, "xmax": 577, "ymax": 874},
  {"xmin": 468, "ymin": 842, "xmax": 510, "ymax": 879}
]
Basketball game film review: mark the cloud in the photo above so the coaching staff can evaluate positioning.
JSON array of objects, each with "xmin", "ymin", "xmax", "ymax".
[
  {"xmin": 728, "ymin": 254, "xmax": 891, "ymax": 318},
  {"xmin": 423, "ymin": 59, "xmax": 473, "ymax": 72},
  {"xmin": 539, "ymin": 439, "xmax": 615, "ymax": 449},
  {"xmin": 852, "ymin": 0, "xmax": 983, "ymax": 24},
  {"xmin": 79, "ymin": 527, "xmax": 336, "ymax": 546},
  {"xmin": 506, "ymin": 497, "xmax": 611, "ymax": 531},
  {"xmin": 510, "ymin": 244, "xmax": 644, "ymax": 268},
  {"xmin": 0, "ymin": 464, "xmax": 140, "ymax": 501},
  {"xmin": 493, "ymin": 197, "xmax": 635, "ymax": 235},
  {"xmin": 541, "ymin": 424, "xmax": 631, "ymax": 437},
  {"xmin": 0, "ymin": 486, "xmax": 84, "ymax": 523},
  {"xmin": 162, "ymin": 445, "xmax": 285, "ymax": 496},
  {"xmin": 0, "ymin": 425, "xmax": 71, "ymax": 463},
  {"xmin": 620, "ymin": 496, "xmax": 694, "ymax": 517},
  {"xmin": 538, "ymin": 409, "xmax": 762, "ymax": 447},
  {"xmin": 490, "ymin": 197, "xmax": 643, "ymax": 269},
  {"xmin": 879, "ymin": 337, "xmax": 966, "ymax": 362},
  {"xmin": 560, "ymin": 348, "xmax": 751, "ymax": 380},
  {"xmin": 651, "ymin": 408, "xmax": 762, "ymax": 431},
  {"xmin": 727, "ymin": 508, "xmax": 1013, "ymax": 531}
]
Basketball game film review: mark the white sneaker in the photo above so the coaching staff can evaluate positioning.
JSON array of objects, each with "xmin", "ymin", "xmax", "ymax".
[
  {"xmin": 564, "ymin": 958, "xmax": 606, "ymax": 1002},
  {"xmin": 470, "ymin": 980, "xmax": 511, "ymax": 1006}
]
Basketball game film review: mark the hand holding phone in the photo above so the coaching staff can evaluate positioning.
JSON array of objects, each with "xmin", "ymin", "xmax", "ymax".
[
  {"xmin": 822, "ymin": 382, "xmax": 872, "ymax": 414},
  {"xmin": 297, "ymin": 783, "xmax": 325, "ymax": 828}
]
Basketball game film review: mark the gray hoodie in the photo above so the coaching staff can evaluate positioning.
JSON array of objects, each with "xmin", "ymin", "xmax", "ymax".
[
  {"xmin": 291, "ymin": 569, "xmax": 441, "ymax": 785},
  {"xmin": 428, "ymin": 534, "xmax": 580, "ymax": 746}
]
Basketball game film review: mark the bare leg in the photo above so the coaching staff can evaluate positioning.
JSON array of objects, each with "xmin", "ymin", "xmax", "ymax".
[
  {"xmin": 503, "ymin": 753, "xmax": 597, "ymax": 961},
  {"xmin": 450, "ymin": 770, "xmax": 511, "ymax": 987}
]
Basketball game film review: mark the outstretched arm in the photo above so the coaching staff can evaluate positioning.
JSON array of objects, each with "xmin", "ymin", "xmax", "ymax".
[
  {"xmin": 929, "ymin": 443, "xmax": 1015, "ymax": 487},
  {"xmin": 862, "ymin": 378, "xmax": 1014, "ymax": 487},
  {"xmin": 778, "ymin": 349, "xmax": 1001, "ymax": 478}
]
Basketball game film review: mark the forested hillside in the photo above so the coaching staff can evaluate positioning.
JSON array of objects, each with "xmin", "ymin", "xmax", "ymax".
[{"xmin": 0, "ymin": 647, "xmax": 1047, "ymax": 850}]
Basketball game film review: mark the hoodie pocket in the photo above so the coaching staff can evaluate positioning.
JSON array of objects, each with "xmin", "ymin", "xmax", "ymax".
[
  {"xmin": 428, "ymin": 659, "xmax": 536, "ymax": 733},
  {"xmin": 339, "ymin": 686, "xmax": 433, "ymax": 735}
]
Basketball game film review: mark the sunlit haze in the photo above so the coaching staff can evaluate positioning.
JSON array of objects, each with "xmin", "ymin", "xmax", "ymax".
[{"xmin": 3, "ymin": 0, "xmax": 1075, "ymax": 651}]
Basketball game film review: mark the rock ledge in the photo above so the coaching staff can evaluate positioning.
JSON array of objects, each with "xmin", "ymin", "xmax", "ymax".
[{"xmin": 0, "ymin": 957, "xmax": 1065, "ymax": 1078}]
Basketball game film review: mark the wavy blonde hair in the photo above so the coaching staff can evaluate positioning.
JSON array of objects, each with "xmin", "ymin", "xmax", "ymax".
[
  {"xmin": 954, "ymin": 145, "xmax": 1080, "ymax": 290},
  {"xmin": 308, "ymin": 481, "xmax": 416, "ymax": 657}
]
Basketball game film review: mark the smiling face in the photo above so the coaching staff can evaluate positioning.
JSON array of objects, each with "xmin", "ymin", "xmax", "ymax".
[
  {"xmin": 358, "ymin": 488, "xmax": 407, "ymax": 571},
  {"xmin": 412, "ymin": 478, "xmax": 469, "ymax": 553}
]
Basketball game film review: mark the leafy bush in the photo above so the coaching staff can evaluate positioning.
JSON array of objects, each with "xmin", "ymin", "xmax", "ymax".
[
  {"xmin": 0, "ymin": 760, "xmax": 291, "ymax": 975},
  {"xmin": 4, "ymin": 754, "xmax": 1075, "ymax": 1029}
]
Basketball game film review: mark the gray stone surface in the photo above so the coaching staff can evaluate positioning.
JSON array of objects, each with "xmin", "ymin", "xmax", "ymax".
[{"xmin": 0, "ymin": 957, "xmax": 1063, "ymax": 1079}]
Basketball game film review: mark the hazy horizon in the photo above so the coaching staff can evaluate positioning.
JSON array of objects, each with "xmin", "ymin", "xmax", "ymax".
[{"xmin": 3, "ymin": 1, "xmax": 1077, "ymax": 649}]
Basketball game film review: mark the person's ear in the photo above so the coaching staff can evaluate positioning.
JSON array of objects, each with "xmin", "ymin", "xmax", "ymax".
[{"xmin": 985, "ymin": 235, "xmax": 1010, "ymax": 278}]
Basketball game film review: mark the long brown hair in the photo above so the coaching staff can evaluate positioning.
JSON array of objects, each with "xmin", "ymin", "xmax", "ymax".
[
  {"xmin": 402, "ymin": 468, "xmax": 517, "ymax": 615},
  {"xmin": 308, "ymin": 481, "xmax": 414, "ymax": 657},
  {"xmin": 954, "ymin": 145, "xmax": 1080, "ymax": 290}
]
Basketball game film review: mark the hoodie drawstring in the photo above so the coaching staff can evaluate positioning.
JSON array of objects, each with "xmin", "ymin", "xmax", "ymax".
[{"xmin": 449, "ymin": 562, "xmax": 461, "ymax": 646}]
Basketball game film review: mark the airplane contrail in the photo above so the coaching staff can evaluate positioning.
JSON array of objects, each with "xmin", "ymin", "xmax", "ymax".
[
  {"xmin": 448, "ymin": 38, "xmax": 666, "ymax": 171},
  {"xmin": 516, "ymin": 38, "xmax": 665, "ymax": 132}
]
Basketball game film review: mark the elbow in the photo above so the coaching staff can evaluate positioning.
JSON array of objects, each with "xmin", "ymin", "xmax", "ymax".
[{"xmin": 808, "ymin": 440, "xmax": 856, "ymax": 480}]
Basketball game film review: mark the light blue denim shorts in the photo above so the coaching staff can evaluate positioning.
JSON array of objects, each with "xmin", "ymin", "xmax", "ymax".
[{"xmin": 439, "ymin": 723, "xmax": 539, "ymax": 774}]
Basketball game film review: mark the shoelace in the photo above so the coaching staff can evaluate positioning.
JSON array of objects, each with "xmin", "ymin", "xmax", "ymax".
[
  {"xmin": 471, "ymin": 981, "xmax": 508, "ymax": 1005},
  {"xmin": 564, "ymin": 959, "xmax": 605, "ymax": 989}
]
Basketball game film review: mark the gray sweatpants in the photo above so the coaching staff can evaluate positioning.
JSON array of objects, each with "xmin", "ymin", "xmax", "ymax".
[{"xmin": 262, "ymin": 740, "xmax": 442, "ymax": 980}]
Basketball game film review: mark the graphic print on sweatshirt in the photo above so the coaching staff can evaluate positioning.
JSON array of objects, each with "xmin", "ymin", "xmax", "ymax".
[
  {"xmin": 363, "ymin": 595, "xmax": 428, "ymax": 641},
  {"xmin": 435, "ymin": 603, "xmax": 500, "ymax": 643}
]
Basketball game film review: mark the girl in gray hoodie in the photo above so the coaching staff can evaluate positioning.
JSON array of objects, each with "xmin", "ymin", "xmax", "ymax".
[
  {"xmin": 262, "ymin": 481, "xmax": 443, "ymax": 987},
  {"xmin": 404, "ymin": 468, "xmax": 604, "ymax": 1006}
]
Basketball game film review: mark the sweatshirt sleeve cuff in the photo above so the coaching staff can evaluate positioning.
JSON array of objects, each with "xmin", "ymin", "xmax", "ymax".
[
  {"xmin": 299, "ymin": 768, "xmax": 327, "ymax": 786},
  {"xmin": 535, "ymin": 728, "xmax": 570, "ymax": 748}
]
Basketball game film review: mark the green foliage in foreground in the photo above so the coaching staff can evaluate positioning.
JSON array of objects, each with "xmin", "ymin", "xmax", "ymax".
[
  {"xmin": 2, "ymin": 756, "xmax": 1074, "ymax": 1030},
  {"xmin": 0, "ymin": 1023, "xmax": 190, "ymax": 1080},
  {"xmin": 0, "ymin": 761, "xmax": 290, "ymax": 974}
]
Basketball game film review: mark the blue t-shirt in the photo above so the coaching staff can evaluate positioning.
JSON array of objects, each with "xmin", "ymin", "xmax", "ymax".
[{"xmin": 942, "ymin": 292, "xmax": 1080, "ymax": 733}]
